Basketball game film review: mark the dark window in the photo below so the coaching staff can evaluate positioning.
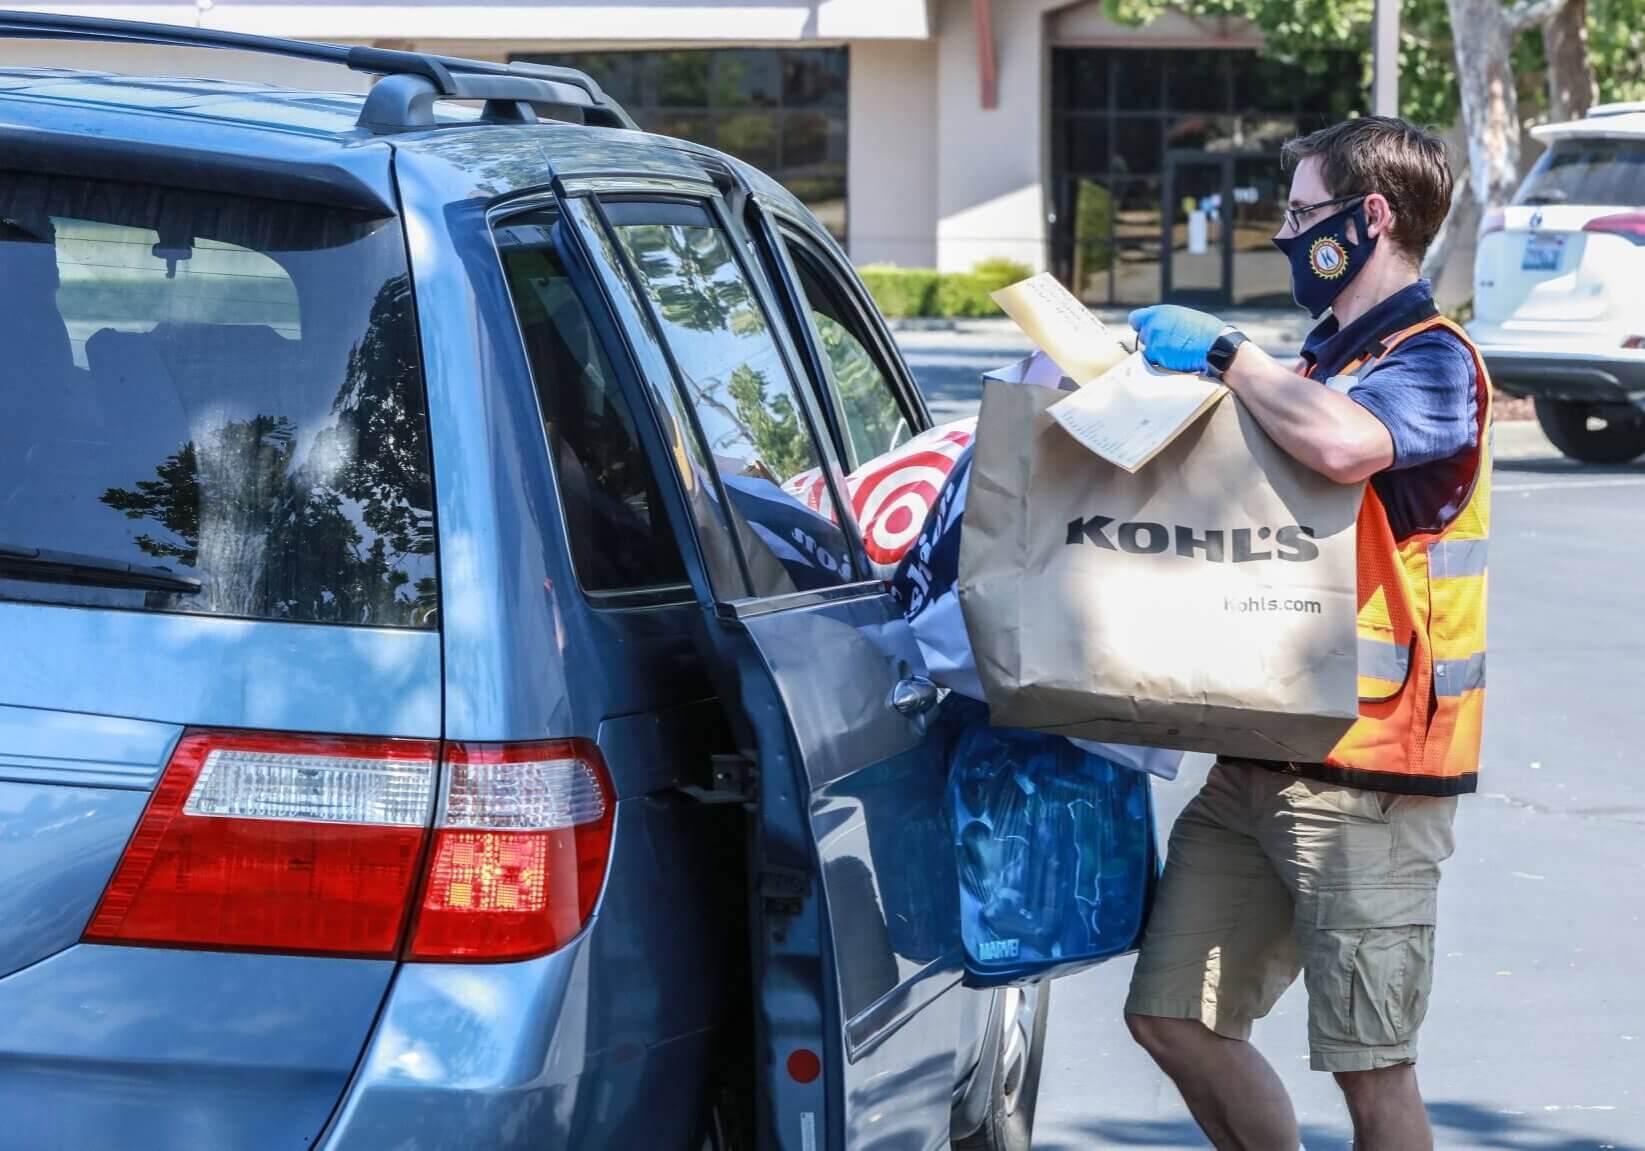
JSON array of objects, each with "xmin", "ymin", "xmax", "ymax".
[
  {"xmin": 1113, "ymin": 116, "xmax": 1163, "ymax": 177},
  {"xmin": 0, "ymin": 171, "xmax": 437, "ymax": 627},
  {"xmin": 517, "ymin": 48, "xmax": 850, "ymax": 242},
  {"xmin": 608, "ymin": 200, "xmax": 856, "ymax": 597},
  {"xmin": 1165, "ymin": 51, "xmax": 1230, "ymax": 113},
  {"xmin": 783, "ymin": 50, "xmax": 847, "ymax": 110},
  {"xmin": 715, "ymin": 111, "xmax": 782, "ymax": 171},
  {"xmin": 494, "ymin": 214, "xmax": 688, "ymax": 596},
  {"xmin": 713, "ymin": 49, "xmax": 781, "ymax": 108},
  {"xmin": 1515, "ymin": 138, "xmax": 1645, "ymax": 207},
  {"xmin": 1056, "ymin": 114, "xmax": 1111, "ymax": 177},
  {"xmin": 783, "ymin": 239, "xmax": 913, "ymax": 471},
  {"xmin": 1111, "ymin": 50, "xmax": 1165, "ymax": 112}
]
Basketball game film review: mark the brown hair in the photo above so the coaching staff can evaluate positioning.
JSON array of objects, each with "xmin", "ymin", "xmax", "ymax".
[{"xmin": 1282, "ymin": 116, "xmax": 1453, "ymax": 260}]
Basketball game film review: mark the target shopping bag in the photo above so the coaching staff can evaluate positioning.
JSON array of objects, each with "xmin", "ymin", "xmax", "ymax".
[{"xmin": 781, "ymin": 418, "xmax": 976, "ymax": 578}]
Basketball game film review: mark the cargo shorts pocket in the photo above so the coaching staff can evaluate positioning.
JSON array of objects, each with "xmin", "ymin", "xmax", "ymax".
[{"xmin": 1306, "ymin": 886, "xmax": 1437, "ymax": 1051}]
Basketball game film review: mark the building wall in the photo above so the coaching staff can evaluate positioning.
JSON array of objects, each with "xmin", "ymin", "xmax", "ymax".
[
  {"xmin": 933, "ymin": 0, "xmax": 1065, "ymax": 273},
  {"xmin": 1050, "ymin": 3, "xmax": 1262, "ymax": 47},
  {"xmin": 846, "ymin": 39, "xmax": 938, "ymax": 267},
  {"xmin": 0, "ymin": 1, "xmax": 932, "ymax": 42},
  {"xmin": 0, "ymin": 38, "xmax": 372, "ymax": 88}
]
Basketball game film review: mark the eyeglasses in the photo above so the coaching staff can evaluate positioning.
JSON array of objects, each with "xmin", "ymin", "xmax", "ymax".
[{"xmin": 1283, "ymin": 194, "xmax": 1365, "ymax": 234}]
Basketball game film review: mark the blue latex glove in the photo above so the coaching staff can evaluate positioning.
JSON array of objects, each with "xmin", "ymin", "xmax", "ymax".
[{"xmin": 1127, "ymin": 305, "xmax": 1226, "ymax": 375}]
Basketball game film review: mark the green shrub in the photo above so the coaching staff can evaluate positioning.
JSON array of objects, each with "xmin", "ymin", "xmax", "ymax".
[
  {"xmin": 968, "ymin": 257, "xmax": 1033, "ymax": 295},
  {"xmin": 857, "ymin": 265, "xmax": 940, "ymax": 317},
  {"xmin": 935, "ymin": 273, "xmax": 1000, "ymax": 318}
]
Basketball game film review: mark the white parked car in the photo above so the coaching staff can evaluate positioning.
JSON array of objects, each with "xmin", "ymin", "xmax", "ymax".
[{"xmin": 1471, "ymin": 104, "xmax": 1645, "ymax": 462}]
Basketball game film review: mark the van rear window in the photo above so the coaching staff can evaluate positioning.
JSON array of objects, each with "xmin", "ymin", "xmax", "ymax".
[{"xmin": 0, "ymin": 172, "xmax": 437, "ymax": 628}]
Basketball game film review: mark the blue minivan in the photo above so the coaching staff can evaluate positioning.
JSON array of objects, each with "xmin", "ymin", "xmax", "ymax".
[{"xmin": 0, "ymin": 13, "xmax": 1155, "ymax": 1149}]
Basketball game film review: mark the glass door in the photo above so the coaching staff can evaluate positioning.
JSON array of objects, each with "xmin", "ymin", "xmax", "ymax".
[
  {"xmin": 1231, "ymin": 153, "xmax": 1293, "ymax": 306},
  {"xmin": 1162, "ymin": 152, "xmax": 1232, "ymax": 306}
]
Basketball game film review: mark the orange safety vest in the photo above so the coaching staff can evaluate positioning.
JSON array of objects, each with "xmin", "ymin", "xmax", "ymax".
[{"xmin": 1307, "ymin": 313, "xmax": 1491, "ymax": 796}]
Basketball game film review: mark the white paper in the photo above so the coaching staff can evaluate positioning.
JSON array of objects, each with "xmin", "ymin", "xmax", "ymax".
[
  {"xmin": 989, "ymin": 272, "xmax": 1128, "ymax": 384},
  {"xmin": 1187, "ymin": 209, "xmax": 1209, "ymax": 254},
  {"xmin": 1047, "ymin": 352, "xmax": 1227, "ymax": 473}
]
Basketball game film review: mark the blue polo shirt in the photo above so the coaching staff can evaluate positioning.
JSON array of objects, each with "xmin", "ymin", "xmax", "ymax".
[{"xmin": 1300, "ymin": 281, "xmax": 1479, "ymax": 540}]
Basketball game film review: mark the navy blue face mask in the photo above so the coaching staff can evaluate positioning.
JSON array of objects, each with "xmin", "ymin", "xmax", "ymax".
[{"xmin": 1272, "ymin": 199, "xmax": 1376, "ymax": 318}]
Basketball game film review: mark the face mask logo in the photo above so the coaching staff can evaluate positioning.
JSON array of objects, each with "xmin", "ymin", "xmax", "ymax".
[{"xmin": 1309, "ymin": 236, "xmax": 1349, "ymax": 279}]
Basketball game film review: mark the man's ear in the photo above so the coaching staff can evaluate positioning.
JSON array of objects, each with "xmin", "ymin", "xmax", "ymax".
[{"xmin": 1362, "ymin": 192, "xmax": 1395, "ymax": 240}]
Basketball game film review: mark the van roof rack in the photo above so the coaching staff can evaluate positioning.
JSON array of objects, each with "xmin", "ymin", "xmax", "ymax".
[{"xmin": 0, "ymin": 9, "xmax": 638, "ymax": 133}]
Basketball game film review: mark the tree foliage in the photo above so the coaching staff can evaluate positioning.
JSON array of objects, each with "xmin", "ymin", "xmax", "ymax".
[
  {"xmin": 100, "ymin": 278, "xmax": 437, "ymax": 626},
  {"xmin": 1106, "ymin": 0, "xmax": 1644, "ymax": 128}
]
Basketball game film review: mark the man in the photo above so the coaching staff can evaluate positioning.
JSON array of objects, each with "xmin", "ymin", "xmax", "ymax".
[{"xmin": 1123, "ymin": 116, "xmax": 1490, "ymax": 1151}]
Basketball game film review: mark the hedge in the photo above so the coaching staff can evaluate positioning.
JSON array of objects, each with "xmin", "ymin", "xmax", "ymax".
[
  {"xmin": 935, "ymin": 273, "xmax": 997, "ymax": 318},
  {"xmin": 856, "ymin": 259, "xmax": 1032, "ymax": 319},
  {"xmin": 857, "ymin": 265, "xmax": 940, "ymax": 317}
]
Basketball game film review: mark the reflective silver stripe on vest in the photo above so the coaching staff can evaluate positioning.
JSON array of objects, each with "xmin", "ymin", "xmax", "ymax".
[
  {"xmin": 1434, "ymin": 652, "xmax": 1486, "ymax": 696},
  {"xmin": 1429, "ymin": 538, "xmax": 1489, "ymax": 579},
  {"xmin": 1359, "ymin": 637, "xmax": 1410, "ymax": 683}
]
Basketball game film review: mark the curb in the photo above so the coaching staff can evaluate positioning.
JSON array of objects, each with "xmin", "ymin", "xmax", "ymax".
[{"xmin": 1494, "ymin": 419, "xmax": 1558, "ymax": 461}]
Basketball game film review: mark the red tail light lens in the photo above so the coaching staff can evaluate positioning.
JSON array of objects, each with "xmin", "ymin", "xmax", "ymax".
[
  {"xmin": 407, "ymin": 740, "xmax": 615, "ymax": 962},
  {"xmin": 84, "ymin": 730, "xmax": 437, "ymax": 956},
  {"xmin": 1583, "ymin": 211, "xmax": 1645, "ymax": 244}
]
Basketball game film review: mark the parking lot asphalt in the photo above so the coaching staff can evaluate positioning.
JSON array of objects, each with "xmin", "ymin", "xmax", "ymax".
[{"xmin": 899, "ymin": 331, "xmax": 1645, "ymax": 1150}]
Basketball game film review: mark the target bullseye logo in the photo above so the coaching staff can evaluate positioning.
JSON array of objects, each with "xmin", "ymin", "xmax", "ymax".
[{"xmin": 781, "ymin": 419, "xmax": 976, "ymax": 571}]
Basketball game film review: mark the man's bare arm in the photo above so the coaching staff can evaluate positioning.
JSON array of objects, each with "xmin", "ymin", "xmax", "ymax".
[{"xmin": 1223, "ymin": 342, "xmax": 1394, "ymax": 484}]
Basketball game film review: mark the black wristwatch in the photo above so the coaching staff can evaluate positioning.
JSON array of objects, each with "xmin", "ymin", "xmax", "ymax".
[{"xmin": 1206, "ymin": 329, "xmax": 1249, "ymax": 381}]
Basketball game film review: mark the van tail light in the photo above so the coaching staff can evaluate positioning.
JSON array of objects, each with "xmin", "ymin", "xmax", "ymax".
[
  {"xmin": 407, "ymin": 740, "xmax": 615, "ymax": 962},
  {"xmin": 1479, "ymin": 207, "xmax": 1506, "ymax": 237},
  {"xmin": 83, "ymin": 730, "xmax": 437, "ymax": 956},
  {"xmin": 1583, "ymin": 212, "xmax": 1645, "ymax": 244}
]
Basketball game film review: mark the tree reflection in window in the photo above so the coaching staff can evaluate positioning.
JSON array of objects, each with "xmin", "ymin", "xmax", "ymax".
[
  {"xmin": 99, "ymin": 278, "xmax": 437, "ymax": 626},
  {"xmin": 615, "ymin": 219, "xmax": 818, "ymax": 486}
]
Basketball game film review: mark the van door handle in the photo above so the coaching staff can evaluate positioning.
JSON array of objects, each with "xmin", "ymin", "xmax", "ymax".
[{"xmin": 890, "ymin": 675, "xmax": 940, "ymax": 717}]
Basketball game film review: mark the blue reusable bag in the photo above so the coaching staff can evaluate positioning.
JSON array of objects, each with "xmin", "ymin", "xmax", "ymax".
[{"xmin": 946, "ymin": 698, "xmax": 1156, "ymax": 988}]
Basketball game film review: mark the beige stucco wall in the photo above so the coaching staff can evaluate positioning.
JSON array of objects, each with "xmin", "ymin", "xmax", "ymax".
[
  {"xmin": 0, "ymin": 1, "xmax": 932, "ymax": 42},
  {"xmin": 846, "ymin": 39, "xmax": 938, "ymax": 267},
  {"xmin": 931, "ymin": 0, "xmax": 1060, "ymax": 273},
  {"xmin": 0, "ymin": 38, "xmax": 373, "ymax": 87}
]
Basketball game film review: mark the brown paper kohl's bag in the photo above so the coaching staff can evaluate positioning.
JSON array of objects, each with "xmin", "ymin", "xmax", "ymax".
[{"xmin": 958, "ymin": 379, "xmax": 1363, "ymax": 762}]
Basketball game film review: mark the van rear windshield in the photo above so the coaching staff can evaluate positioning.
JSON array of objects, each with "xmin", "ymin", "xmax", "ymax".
[
  {"xmin": 1516, "ymin": 138, "xmax": 1645, "ymax": 207},
  {"xmin": 0, "ymin": 172, "xmax": 437, "ymax": 628}
]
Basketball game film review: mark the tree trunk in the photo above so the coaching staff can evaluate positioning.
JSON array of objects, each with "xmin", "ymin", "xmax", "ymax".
[
  {"xmin": 1446, "ymin": 0, "xmax": 1527, "ymax": 214},
  {"xmin": 1543, "ymin": 0, "xmax": 1597, "ymax": 121},
  {"xmin": 1421, "ymin": 167, "xmax": 1474, "ymax": 282}
]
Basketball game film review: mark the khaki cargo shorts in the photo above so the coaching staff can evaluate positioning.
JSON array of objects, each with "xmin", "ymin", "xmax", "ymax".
[{"xmin": 1126, "ymin": 760, "xmax": 1457, "ymax": 1073}]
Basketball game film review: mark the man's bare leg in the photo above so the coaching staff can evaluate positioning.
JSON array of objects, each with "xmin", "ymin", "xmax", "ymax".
[
  {"xmin": 1126, "ymin": 1014, "xmax": 1299, "ymax": 1151},
  {"xmin": 1335, "ymin": 1064, "xmax": 1432, "ymax": 1151}
]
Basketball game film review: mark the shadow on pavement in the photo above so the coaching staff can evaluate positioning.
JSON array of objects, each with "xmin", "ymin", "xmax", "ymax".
[
  {"xmin": 1032, "ymin": 1118, "xmax": 1344, "ymax": 1149},
  {"xmin": 1033, "ymin": 1102, "xmax": 1641, "ymax": 1150},
  {"xmin": 1427, "ymin": 1100, "xmax": 1643, "ymax": 1151}
]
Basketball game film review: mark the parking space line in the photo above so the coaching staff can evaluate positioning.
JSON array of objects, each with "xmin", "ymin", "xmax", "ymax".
[{"xmin": 1495, "ymin": 476, "xmax": 1645, "ymax": 493}]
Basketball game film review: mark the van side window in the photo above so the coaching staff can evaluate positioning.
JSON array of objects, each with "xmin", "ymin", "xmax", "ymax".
[
  {"xmin": 606, "ymin": 200, "xmax": 857, "ymax": 597},
  {"xmin": 782, "ymin": 239, "xmax": 916, "ymax": 470},
  {"xmin": 495, "ymin": 215, "xmax": 689, "ymax": 596}
]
